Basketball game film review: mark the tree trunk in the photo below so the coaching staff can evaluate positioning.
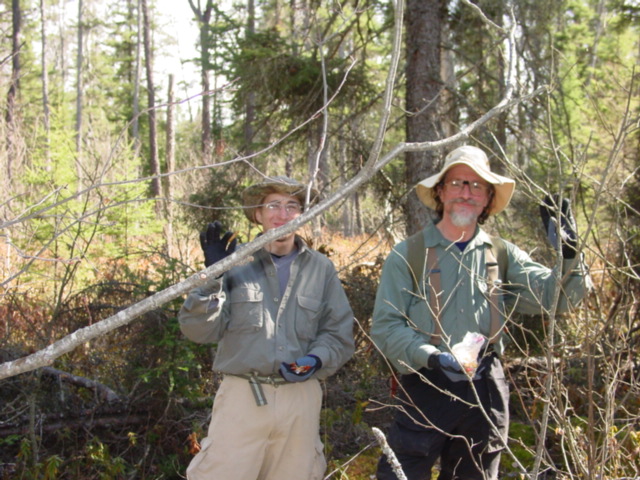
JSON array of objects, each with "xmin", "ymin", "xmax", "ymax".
[
  {"xmin": 40, "ymin": 0, "xmax": 50, "ymax": 166},
  {"xmin": 403, "ymin": 0, "xmax": 447, "ymax": 235},
  {"xmin": 132, "ymin": 0, "xmax": 142, "ymax": 156},
  {"xmin": 188, "ymin": 0, "xmax": 214, "ymax": 160},
  {"xmin": 165, "ymin": 74, "xmax": 176, "ymax": 256},
  {"xmin": 5, "ymin": 0, "xmax": 22, "ymax": 180},
  {"xmin": 243, "ymin": 0, "xmax": 256, "ymax": 155},
  {"xmin": 141, "ymin": 0, "xmax": 161, "ymax": 205},
  {"xmin": 75, "ymin": 0, "xmax": 84, "ymax": 189}
]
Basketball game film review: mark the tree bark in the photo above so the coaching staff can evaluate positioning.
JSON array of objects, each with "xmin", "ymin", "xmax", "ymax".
[
  {"xmin": 243, "ymin": 0, "xmax": 256, "ymax": 155},
  {"xmin": 75, "ymin": 0, "xmax": 84, "ymax": 188},
  {"xmin": 40, "ymin": 0, "xmax": 50, "ymax": 165},
  {"xmin": 165, "ymin": 74, "xmax": 176, "ymax": 255},
  {"xmin": 6, "ymin": 0, "xmax": 22, "ymax": 180},
  {"xmin": 132, "ymin": 0, "xmax": 142, "ymax": 156},
  {"xmin": 40, "ymin": 366, "xmax": 122, "ymax": 403},
  {"xmin": 141, "ymin": 0, "xmax": 161, "ymax": 204},
  {"xmin": 188, "ymin": 0, "xmax": 214, "ymax": 160},
  {"xmin": 403, "ymin": 0, "xmax": 447, "ymax": 235}
]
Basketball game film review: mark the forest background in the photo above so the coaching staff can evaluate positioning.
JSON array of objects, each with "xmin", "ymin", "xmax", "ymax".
[{"xmin": 0, "ymin": 0, "xmax": 639, "ymax": 478}]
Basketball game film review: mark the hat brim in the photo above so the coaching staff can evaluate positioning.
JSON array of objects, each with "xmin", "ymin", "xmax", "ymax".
[
  {"xmin": 242, "ymin": 177, "xmax": 321, "ymax": 223},
  {"xmin": 415, "ymin": 159, "xmax": 515, "ymax": 215}
]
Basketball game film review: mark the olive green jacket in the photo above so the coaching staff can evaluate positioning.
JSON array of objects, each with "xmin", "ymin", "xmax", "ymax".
[
  {"xmin": 179, "ymin": 236, "xmax": 355, "ymax": 380},
  {"xmin": 371, "ymin": 224, "xmax": 591, "ymax": 374}
]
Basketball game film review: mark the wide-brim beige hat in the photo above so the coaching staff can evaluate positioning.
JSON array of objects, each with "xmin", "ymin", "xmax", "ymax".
[
  {"xmin": 415, "ymin": 145, "xmax": 515, "ymax": 215},
  {"xmin": 242, "ymin": 176, "xmax": 321, "ymax": 223}
]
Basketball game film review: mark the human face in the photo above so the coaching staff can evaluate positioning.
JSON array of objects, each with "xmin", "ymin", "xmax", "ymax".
[
  {"xmin": 254, "ymin": 192, "xmax": 303, "ymax": 233},
  {"xmin": 438, "ymin": 165, "xmax": 491, "ymax": 227}
]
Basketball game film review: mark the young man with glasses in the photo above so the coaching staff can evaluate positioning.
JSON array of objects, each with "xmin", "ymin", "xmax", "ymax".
[
  {"xmin": 178, "ymin": 176, "xmax": 355, "ymax": 480},
  {"xmin": 371, "ymin": 145, "xmax": 591, "ymax": 479}
]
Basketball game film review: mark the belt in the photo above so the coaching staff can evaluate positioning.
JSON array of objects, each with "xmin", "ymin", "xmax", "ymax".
[
  {"xmin": 230, "ymin": 373, "xmax": 288, "ymax": 385},
  {"xmin": 228, "ymin": 372, "xmax": 288, "ymax": 407}
]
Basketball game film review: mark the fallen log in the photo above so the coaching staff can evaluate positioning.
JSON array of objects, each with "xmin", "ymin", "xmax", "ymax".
[
  {"xmin": 0, "ymin": 410, "xmax": 147, "ymax": 437},
  {"xmin": 40, "ymin": 366, "xmax": 122, "ymax": 403}
]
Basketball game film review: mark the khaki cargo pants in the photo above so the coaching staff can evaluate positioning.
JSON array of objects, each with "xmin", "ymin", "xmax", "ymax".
[{"xmin": 187, "ymin": 375, "xmax": 326, "ymax": 480}]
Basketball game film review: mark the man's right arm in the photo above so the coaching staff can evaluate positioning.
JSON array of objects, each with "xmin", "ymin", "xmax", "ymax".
[
  {"xmin": 370, "ymin": 246, "xmax": 438, "ymax": 374},
  {"xmin": 178, "ymin": 221, "xmax": 237, "ymax": 344},
  {"xmin": 178, "ymin": 280, "xmax": 228, "ymax": 344}
]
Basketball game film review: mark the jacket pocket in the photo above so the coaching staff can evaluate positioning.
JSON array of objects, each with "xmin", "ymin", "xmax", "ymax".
[
  {"xmin": 227, "ymin": 287, "xmax": 263, "ymax": 332},
  {"xmin": 407, "ymin": 295, "xmax": 433, "ymax": 338},
  {"xmin": 295, "ymin": 295, "xmax": 322, "ymax": 340}
]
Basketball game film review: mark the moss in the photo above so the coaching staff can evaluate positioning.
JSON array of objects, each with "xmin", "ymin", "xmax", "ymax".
[{"xmin": 502, "ymin": 422, "xmax": 537, "ymax": 474}]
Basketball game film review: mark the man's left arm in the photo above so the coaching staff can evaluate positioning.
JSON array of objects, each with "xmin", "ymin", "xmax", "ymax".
[
  {"xmin": 504, "ymin": 195, "xmax": 592, "ymax": 314},
  {"xmin": 504, "ymin": 246, "xmax": 591, "ymax": 315},
  {"xmin": 539, "ymin": 194, "xmax": 593, "ymax": 311}
]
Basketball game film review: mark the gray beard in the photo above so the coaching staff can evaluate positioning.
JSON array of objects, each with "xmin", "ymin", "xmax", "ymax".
[{"xmin": 450, "ymin": 210, "xmax": 478, "ymax": 227}]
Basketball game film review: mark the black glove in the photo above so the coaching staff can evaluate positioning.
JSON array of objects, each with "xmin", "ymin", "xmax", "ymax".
[
  {"xmin": 199, "ymin": 221, "xmax": 238, "ymax": 268},
  {"xmin": 279, "ymin": 355, "xmax": 322, "ymax": 383},
  {"xmin": 428, "ymin": 352, "xmax": 462, "ymax": 372},
  {"xmin": 539, "ymin": 195, "xmax": 578, "ymax": 259}
]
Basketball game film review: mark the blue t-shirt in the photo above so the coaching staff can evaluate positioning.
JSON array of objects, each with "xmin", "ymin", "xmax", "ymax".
[{"xmin": 271, "ymin": 249, "xmax": 299, "ymax": 296}]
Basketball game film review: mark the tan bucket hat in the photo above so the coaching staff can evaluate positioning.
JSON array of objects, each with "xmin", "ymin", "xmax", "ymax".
[
  {"xmin": 242, "ymin": 176, "xmax": 321, "ymax": 223},
  {"xmin": 415, "ymin": 145, "xmax": 515, "ymax": 215}
]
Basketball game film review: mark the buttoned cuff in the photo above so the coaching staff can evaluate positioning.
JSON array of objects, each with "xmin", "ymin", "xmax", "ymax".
[{"xmin": 415, "ymin": 344, "xmax": 438, "ymax": 369}]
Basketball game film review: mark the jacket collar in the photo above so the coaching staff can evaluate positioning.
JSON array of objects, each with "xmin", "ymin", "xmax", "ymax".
[{"xmin": 423, "ymin": 222, "xmax": 491, "ymax": 251}]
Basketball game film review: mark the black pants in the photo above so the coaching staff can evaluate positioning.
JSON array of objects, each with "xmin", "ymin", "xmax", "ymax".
[{"xmin": 377, "ymin": 354, "xmax": 509, "ymax": 480}]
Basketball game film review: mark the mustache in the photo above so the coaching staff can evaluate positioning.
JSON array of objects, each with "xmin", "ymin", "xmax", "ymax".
[{"xmin": 449, "ymin": 198, "xmax": 482, "ymax": 207}]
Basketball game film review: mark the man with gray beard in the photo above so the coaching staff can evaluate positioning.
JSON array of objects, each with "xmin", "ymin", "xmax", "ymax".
[{"xmin": 371, "ymin": 145, "xmax": 591, "ymax": 479}]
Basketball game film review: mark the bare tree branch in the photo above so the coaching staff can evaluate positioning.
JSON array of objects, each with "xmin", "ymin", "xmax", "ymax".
[
  {"xmin": 0, "ymin": 0, "xmax": 531, "ymax": 381},
  {"xmin": 372, "ymin": 427, "xmax": 408, "ymax": 480}
]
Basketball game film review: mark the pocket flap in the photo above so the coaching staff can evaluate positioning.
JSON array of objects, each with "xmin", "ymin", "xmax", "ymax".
[
  {"xmin": 230, "ymin": 287, "xmax": 263, "ymax": 303},
  {"xmin": 297, "ymin": 295, "xmax": 321, "ymax": 312}
]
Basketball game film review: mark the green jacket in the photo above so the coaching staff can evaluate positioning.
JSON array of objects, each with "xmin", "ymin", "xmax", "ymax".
[
  {"xmin": 179, "ymin": 236, "xmax": 355, "ymax": 380},
  {"xmin": 371, "ymin": 223, "xmax": 591, "ymax": 374}
]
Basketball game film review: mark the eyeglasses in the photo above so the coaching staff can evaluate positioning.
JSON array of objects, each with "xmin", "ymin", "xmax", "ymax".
[
  {"xmin": 444, "ymin": 179, "xmax": 490, "ymax": 196},
  {"xmin": 264, "ymin": 201, "xmax": 303, "ymax": 215}
]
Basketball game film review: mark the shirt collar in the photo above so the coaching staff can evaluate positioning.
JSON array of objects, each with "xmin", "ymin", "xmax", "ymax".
[
  {"xmin": 293, "ymin": 235, "xmax": 311, "ymax": 254},
  {"xmin": 423, "ymin": 222, "xmax": 491, "ymax": 251}
]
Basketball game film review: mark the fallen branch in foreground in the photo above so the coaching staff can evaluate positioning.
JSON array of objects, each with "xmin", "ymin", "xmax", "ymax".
[{"xmin": 372, "ymin": 426, "xmax": 407, "ymax": 480}]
